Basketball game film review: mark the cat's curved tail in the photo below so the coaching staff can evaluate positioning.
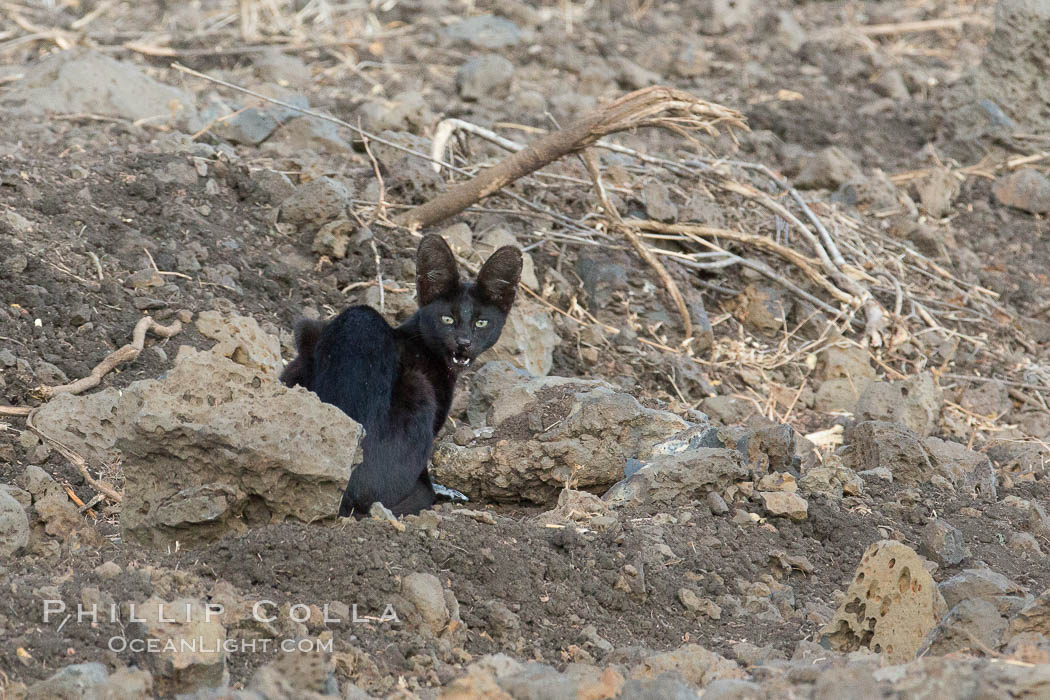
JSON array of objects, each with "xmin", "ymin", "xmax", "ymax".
[{"xmin": 279, "ymin": 318, "xmax": 325, "ymax": 389}]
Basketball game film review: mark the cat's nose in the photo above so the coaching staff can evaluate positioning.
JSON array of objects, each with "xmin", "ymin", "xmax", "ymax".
[{"xmin": 456, "ymin": 337, "xmax": 472, "ymax": 349}]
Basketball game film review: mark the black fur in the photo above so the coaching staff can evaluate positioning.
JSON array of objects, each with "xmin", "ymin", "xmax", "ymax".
[{"xmin": 280, "ymin": 234, "xmax": 523, "ymax": 517}]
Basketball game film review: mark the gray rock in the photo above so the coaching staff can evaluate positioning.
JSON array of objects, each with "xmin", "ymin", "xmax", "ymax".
[
  {"xmin": 127, "ymin": 597, "xmax": 226, "ymax": 696},
  {"xmin": 1, "ymin": 210, "xmax": 34, "ymax": 235},
  {"xmin": 603, "ymin": 448, "xmax": 750, "ymax": 508},
  {"xmin": 356, "ymin": 91, "xmax": 433, "ymax": 134},
  {"xmin": 577, "ymin": 253, "xmax": 628, "ymax": 310},
  {"xmin": 701, "ymin": 396, "xmax": 752, "ymax": 425},
  {"xmin": 855, "ymin": 371, "xmax": 943, "ymax": 437},
  {"xmin": 497, "ymin": 661, "xmax": 581, "ymax": 699},
  {"xmin": 475, "ymin": 228, "xmax": 539, "ymax": 290},
  {"xmin": 214, "ymin": 107, "xmax": 279, "ymax": 146},
  {"xmin": 278, "ymin": 177, "xmax": 353, "ymax": 225},
  {"xmin": 34, "ymin": 359, "xmax": 69, "ymax": 385},
  {"xmin": 363, "ymin": 286, "xmax": 416, "ymax": 323},
  {"xmin": 442, "ymin": 15, "xmax": 522, "ymax": 49},
  {"xmin": 673, "ymin": 41, "xmax": 712, "ymax": 78},
  {"xmin": 195, "ymin": 310, "xmax": 283, "ymax": 375},
  {"xmin": 643, "ymin": 181, "xmax": 678, "ymax": 222},
  {"xmin": 481, "ymin": 600, "xmax": 521, "ymax": 640},
  {"xmin": 0, "ymin": 484, "xmax": 31, "ymax": 509},
  {"xmin": 26, "ymin": 662, "xmax": 109, "ymax": 700},
  {"xmin": 960, "ymin": 380, "xmax": 1010, "ymax": 417},
  {"xmin": 439, "ymin": 222, "xmax": 473, "ymax": 257},
  {"xmin": 623, "ymin": 643, "xmax": 745, "ymax": 687},
  {"xmin": 456, "ymin": 55, "xmax": 515, "ymax": 101},
  {"xmin": 35, "ymin": 348, "xmax": 361, "ymax": 549},
  {"xmin": 649, "ymin": 421, "xmax": 721, "ymax": 456},
  {"xmin": 20, "ymin": 464, "xmax": 102, "ymax": 546},
  {"xmin": 1008, "ymin": 531, "xmax": 1043, "ymax": 556},
  {"xmin": 611, "ymin": 56, "xmax": 662, "ymax": 90},
  {"xmin": 920, "ymin": 519, "xmax": 971, "ymax": 566},
  {"xmin": 799, "ymin": 463, "xmax": 863, "ymax": 498},
  {"xmin": 920, "ymin": 598, "xmax": 1008, "ymax": 657},
  {"xmin": 873, "ymin": 69, "xmax": 910, "ymax": 100},
  {"xmin": 795, "ymin": 147, "xmax": 863, "ymax": 190},
  {"xmin": 248, "ymin": 649, "xmax": 338, "ymax": 698},
  {"xmin": 153, "ymin": 159, "xmax": 200, "ymax": 187},
  {"xmin": 0, "ymin": 488, "xmax": 29, "ymax": 557},
  {"xmin": 94, "ymin": 561, "xmax": 123, "ymax": 579},
  {"xmin": 811, "ymin": 666, "xmax": 882, "ymax": 699},
  {"xmin": 2, "ymin": 48, "xmax": 197, "ymax": 126},
  {"xmin": 731, "ymin": 285, "xmax": 792, "ymax": 336},
  {"xmin": 701, "ymin": 678, "xmax": 765, "ymax": 699},
  {"xmin": 916, "ymin": 167, "xmax": 958, "ymax": 218},
  {"xmin": 534, "ymin": 488, "xmax": 609, "ymax": 526},
  {"xmin": 848, "ymin": 421, "xmax": 929, "ymax": 484},
  {"xmin": 368, "ymin": 501, "xmax": 398, "ymax": 523},
  {"xmin": 364, "ymin": 130, "xmax": 445, "ymax": 196},
  {"xmin": 432, "ymin": 362, "xmax": 688, "ymax": 503},
  {"xmin": 488, "ymin": 299, "xmax": 559, "ymax": 377},
  {"xmin": 311, "ymin": 218, "xmax": 354, "ymax": 260},
  {"xmin": 98, "ymin": 667, "xmax": 154, "ymax": 699},
  {"xmin": 1029, "ymin": 500, "xmax": 1050, "ymax": 540},
  {"xmin": 250, "ymin": 169, "xmax": 296, "ymax": 204},
  {"xmin": 616, "ymin": 675, "xmax": 703, "ymax": 699},
  {"xmin": 4, "ymin": 252, "xmax": 28, "ymax": 275},
  {"xmin": 402, "ymin": 572, "xmax": 449, "ymax": 635},
  {"xmin": 770, "ymin": 10, "xmax": 807, "ymax": 53},
  {"xmin": 920, "ymin": 436, "xmax": 997, "ymax": 500},
  {"xmin": 263, "ymin": 116, "xmax": 353, "ymax": 158},
  {"xmin": 706, "ymin": 491, "xmax": 729, "ymax": 515},
  {"xmin": 758, "ymin": 491, "xmax": 809, "ymax": 521},
  {"xmin": 253, "ymin": 49, "xmax": 312, "ymax": 88},
  {"xmin": 1007, "ymin": 588, "xmax": 1050, "ymax": 642},
  {"xmin": 939, "ymin": 568, "xmax": 1025, "ymax": 610},
  {"xmin": 992, "ymin": 169, "xmax": 1050, "ymax": 215},
  {"xmin": 697, "ymin": 0, "xmax": 754, "ymax": 34},
  {"xmin": 815, "ymin": 378, "xmax": 864, "ymax": 413}
]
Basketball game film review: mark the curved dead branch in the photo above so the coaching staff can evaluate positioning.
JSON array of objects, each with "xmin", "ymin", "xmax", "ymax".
[{"xmin": 395, "ymin": 86, "xmax": 746, "ymax": 231}]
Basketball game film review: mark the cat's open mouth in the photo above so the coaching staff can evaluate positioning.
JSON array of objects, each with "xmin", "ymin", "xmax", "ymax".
[{"xmin": 450, "ymin": 352, "xmax": 472, "ymax": 368}]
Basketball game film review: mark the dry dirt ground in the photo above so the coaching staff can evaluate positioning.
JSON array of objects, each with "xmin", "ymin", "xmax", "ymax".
[{"xmin": 1, "ymin": 1, "xmax": 1049, "ymax": 699}]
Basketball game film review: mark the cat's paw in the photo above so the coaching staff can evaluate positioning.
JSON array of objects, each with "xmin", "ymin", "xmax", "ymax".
[{"xmin": 432, "ymin": 483, "xmax": 469, "ymax": 503}]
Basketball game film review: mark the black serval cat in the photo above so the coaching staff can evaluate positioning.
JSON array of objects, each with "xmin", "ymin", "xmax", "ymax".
[{"xmin": 281, "ymin": 234, "xmax": 522, "ymax": 516}]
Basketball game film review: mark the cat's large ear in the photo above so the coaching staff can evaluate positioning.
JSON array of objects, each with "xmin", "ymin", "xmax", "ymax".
[
  {"xmin": 416, "ymin": 234, "xmax": 460, "ymax": 306},
  {"xmin": 476, "ymin": 246, "xmax": 522, "ymax": 313}
]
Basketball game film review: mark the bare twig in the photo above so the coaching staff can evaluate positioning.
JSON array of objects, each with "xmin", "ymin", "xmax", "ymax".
[
  {"xmin": 628, "ymin": 220, "xmax": 853, "ymax": 305},
  {"xmin": 582, "ymin": 151, "xmax": 693, "ymax": 340},
  {"xmin": 26, "ymin": 410, "xmax": 123, "ymax": 504},
  {"xmin": 703, "ymin": 170, "xmax": 887, "ymax": 345},
  {"xmin": 851, "ymin": 15, "xmax": 990, "ymax": 37}
]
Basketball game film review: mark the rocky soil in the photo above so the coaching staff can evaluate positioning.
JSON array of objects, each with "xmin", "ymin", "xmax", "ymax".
[{"xmin": 1, "ymin": 1, "xmax": 1050, "ymax": 699}]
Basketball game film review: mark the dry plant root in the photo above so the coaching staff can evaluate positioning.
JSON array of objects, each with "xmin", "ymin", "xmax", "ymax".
[
  {"xmin": 395, "ymin": 86, "xmax": 745, "ymax": 231},
  {"xmin": 0, "ymin": 316, "xmax": 182, "ymax": 503},
  {"xmin": 38, "ymin": 316, "xmax": 182, "ymax": 400},
  {"xmin": 1, "ymin": 315, "xmax": 182, "ymax": 415}
]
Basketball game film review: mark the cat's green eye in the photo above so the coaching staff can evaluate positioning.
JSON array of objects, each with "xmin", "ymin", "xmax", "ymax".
[
  {"xmin": 441, "ymin": 315, "xmax": 455, "ymax": 325},
  {"xmin": 475, "ymin": 319, "xmax": 489, "ymax": 328}
]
